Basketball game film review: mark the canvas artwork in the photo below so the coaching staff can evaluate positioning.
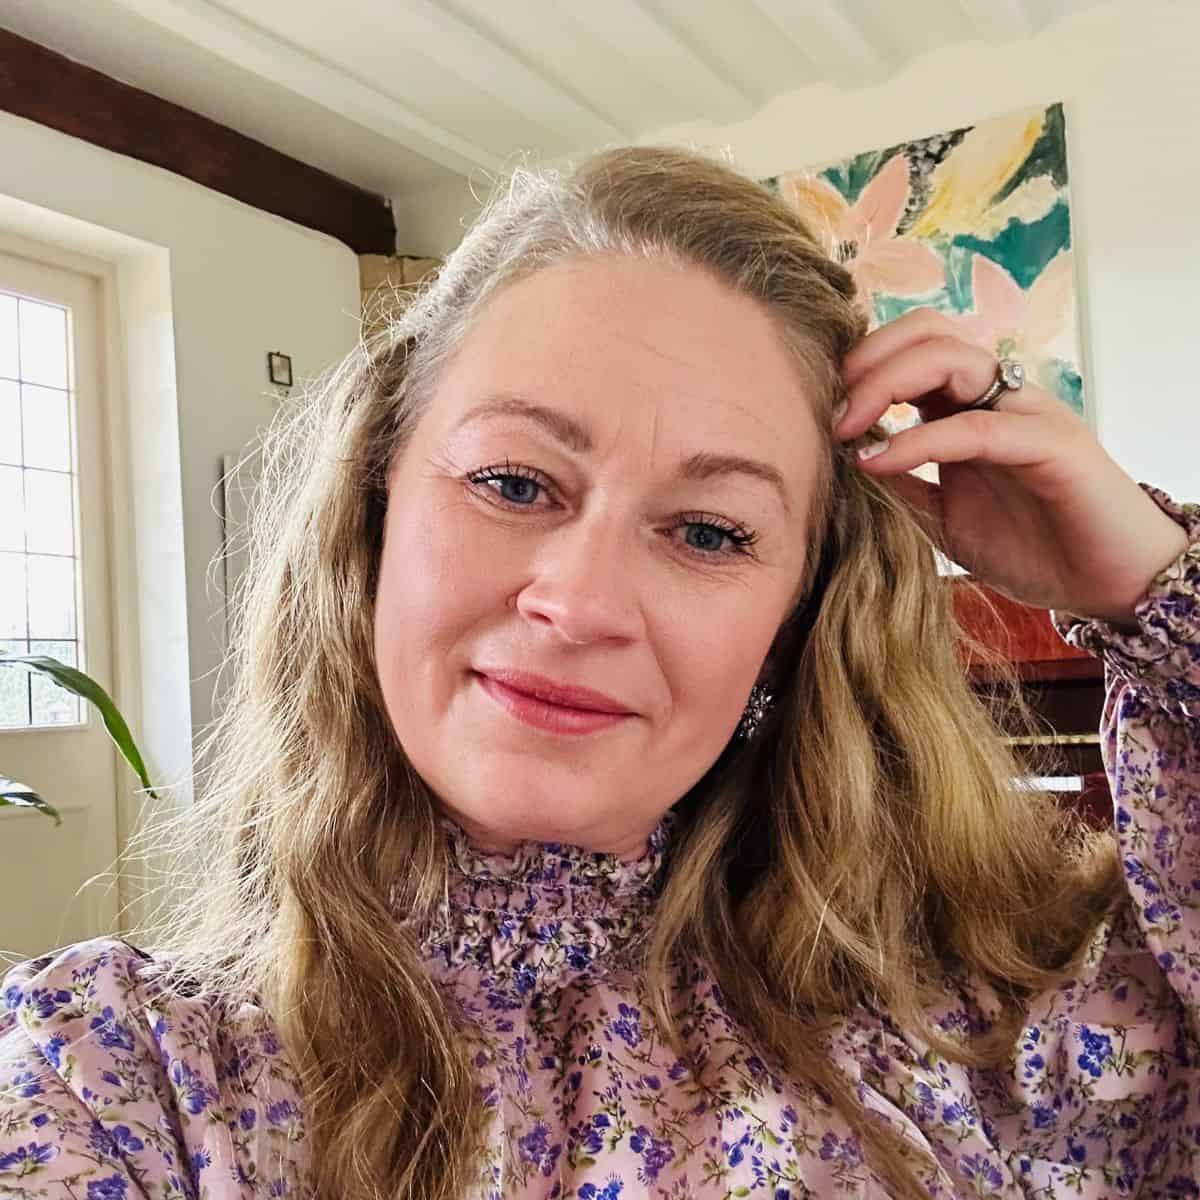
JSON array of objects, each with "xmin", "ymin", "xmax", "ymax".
[{"xmin": 766, "ymin": 103, "xmax": 1086, "ymax": 448}]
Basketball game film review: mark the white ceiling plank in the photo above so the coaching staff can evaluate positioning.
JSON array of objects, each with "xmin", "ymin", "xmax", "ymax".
[
  {"xmin": 631, "ymin": 0, "xmax": 758, "ymax": 109},
  {"xmin": 108, "ymin": 0, "xmax": 502, "ymax": 176},
  {"xmin": 791, "ymin": 0, "xmax": 892, "ymax": 81},
  {"xmin": 406, "ymin": 0, "xmax": 629, "ymax": 143},
  {"xmin": 954, "ymin": 0, "xmax": 1036, "ymax": 40},
  {"xmin": 650, "ymin": 0, "xmax": 819, "ymax": 104},
  {"xmin": 740, "ymin": 0, "xmax": 824, "ymax": 78},
  {"xmin": 567, "ymin": 0, "xmax": 755, "ymax": 119},
  {"xmin": 20, "ymin": 0, "xmax": 1119, "ymax": 203}
]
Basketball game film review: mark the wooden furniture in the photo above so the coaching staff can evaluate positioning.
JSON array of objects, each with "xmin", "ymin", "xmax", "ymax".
[{"xmin": 952, "ymin": 582, "xmax": 1111, "ymax": 829}]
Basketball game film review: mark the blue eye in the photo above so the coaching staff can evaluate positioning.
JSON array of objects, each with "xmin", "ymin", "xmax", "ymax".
[
  {"xmin": 494, "ymin": 475, "xmax": 540, "ymax": 504},
  {"xmin": 684, "ymin": 524, "xmax": 729, "ymax": 553},
  {"xmin": 677, "ymin": 513, "xmax": 758, "ymax": 557},
  {"xmin": 468, "ymin": 461, "xmax": 545, "ymax": 505}
]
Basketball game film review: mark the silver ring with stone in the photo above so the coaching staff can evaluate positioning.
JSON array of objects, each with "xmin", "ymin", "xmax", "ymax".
[{"xmin": 964, "ymin": 358, "xmax": 1025, "ymax": 412}]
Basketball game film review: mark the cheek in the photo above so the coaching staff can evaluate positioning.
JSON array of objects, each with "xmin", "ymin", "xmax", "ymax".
[
  {"xmin": 373, "ymin": 495, "xmax": 505, "ymax": 675},
  {"xmin": 656, "ymin": 600, "xmax": 777, "ymax": 739}
]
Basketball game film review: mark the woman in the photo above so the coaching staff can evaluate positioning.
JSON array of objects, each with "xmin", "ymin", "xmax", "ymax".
[{"xmin": 1, "ymin": 147, "xmax": 1196, "ymax": 1199}]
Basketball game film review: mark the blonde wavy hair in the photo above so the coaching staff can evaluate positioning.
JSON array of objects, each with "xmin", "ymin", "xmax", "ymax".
[{"xmin": 132, "ymin": 146, "xmax": 1124, "ymax": 1199}]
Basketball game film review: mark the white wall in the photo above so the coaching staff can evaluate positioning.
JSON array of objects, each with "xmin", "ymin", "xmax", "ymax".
[
  {"xmin": 641, "ymin": 0, "xmax": 1199, "ymax": 501},
  {"xmin": 393, "ymin": 175, "xmax": 483, "ymax": 260},
  {"xmin": 0, "ymin": 110, "xmax": 363, "ymax": 757}
]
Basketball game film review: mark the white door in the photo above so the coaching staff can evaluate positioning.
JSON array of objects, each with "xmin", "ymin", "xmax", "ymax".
[{"xmin": 0, "ymin": 250, "xmax": 121, "ymax": 960}]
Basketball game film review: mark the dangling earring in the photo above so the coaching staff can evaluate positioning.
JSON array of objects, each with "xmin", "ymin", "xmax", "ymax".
[{"xmin": 736, "ymin": 682, "xmax": 775, "ymax": 741}]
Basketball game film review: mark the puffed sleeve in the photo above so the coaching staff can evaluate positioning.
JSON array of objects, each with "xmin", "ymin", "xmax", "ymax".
[
  {"xmin": 0, "ymin": 938, "xmax": 200, "ymax": 1199},
  {"xmin": 1051, "ymin": 482, "xmax": 1200, "ymax": 1009}
]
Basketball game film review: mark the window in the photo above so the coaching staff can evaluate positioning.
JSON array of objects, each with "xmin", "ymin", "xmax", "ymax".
[{"xmin": 0, "ymin": 289, "xmax": 82, "ymax": 727}]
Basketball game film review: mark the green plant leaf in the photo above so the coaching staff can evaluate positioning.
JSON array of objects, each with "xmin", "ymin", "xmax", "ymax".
[
  {"xmin": 0, "ymin": 777, "xmax": 62, "ymax": 825},
  {"xmin": 0, "ymin": 654, "xmax": 158, "ymax": 801}
]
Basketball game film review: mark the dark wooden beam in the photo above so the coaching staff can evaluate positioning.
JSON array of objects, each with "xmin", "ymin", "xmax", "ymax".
[{"xmin": 0, "ymin": 27, "xmax": 395, "ymax": 255}]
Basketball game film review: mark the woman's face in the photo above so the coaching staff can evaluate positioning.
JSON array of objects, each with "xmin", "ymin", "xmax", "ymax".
[{"xmin": 374, "ymin": 254, "xmax": 824, "ymax": 858}]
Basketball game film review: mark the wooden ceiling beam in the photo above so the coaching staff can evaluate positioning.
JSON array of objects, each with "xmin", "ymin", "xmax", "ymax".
[{"xmin": 0, "ymin": 27, "xmax": 396, "ymax": 255}]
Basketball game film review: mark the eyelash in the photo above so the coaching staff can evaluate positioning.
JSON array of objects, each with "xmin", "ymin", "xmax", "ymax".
[{"xmin": 464, "ymin": 458, "xmax": 760, "ymax": 560}]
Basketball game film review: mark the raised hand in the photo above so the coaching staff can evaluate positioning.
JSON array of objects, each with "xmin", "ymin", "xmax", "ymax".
[{"xmin": 836, "ymin": 308, "xmax": 1188, "ymax": 626}]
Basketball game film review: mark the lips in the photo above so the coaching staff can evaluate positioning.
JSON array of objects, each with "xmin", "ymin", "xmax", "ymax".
[
  {"xmin": 474, "ymin": 668, "xmax": 632, "ymax": 714},
  {"xmin": 474, "ymin": 671, "xmax": 633, "ymax": 737}
]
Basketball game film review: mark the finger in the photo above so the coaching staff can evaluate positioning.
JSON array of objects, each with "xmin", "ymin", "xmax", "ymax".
[
  {"xmin": 854, "ymin": 408, "xmax": 1057, "ymax": 476},
  {"xmin": 842, "ymin": 307, "xmax": 959, "ymax": 388},
  {"xmin": 836, "ymin": 337, "xmax": 1047, "ymax": 440}
]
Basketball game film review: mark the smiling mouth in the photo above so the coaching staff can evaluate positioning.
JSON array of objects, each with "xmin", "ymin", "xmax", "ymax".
[{"xmin": 473, "ymin": 672, "xmax": 633, "ymax": 735}]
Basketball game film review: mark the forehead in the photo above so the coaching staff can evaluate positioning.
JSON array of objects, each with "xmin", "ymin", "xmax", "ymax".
[{"xmin": 424, "ymin": 254, "xmax": 822, "ymax": 497}]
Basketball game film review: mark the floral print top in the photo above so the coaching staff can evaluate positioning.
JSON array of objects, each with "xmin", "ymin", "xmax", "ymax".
[{"xmin": 2, "ymin": 483, "xmax": 1198, "ymax": 1200}]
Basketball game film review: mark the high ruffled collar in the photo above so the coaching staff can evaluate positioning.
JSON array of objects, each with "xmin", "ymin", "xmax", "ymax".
[{"xmin": 411, "ymin": 811, "xmax": 676, "ymax": 1009}]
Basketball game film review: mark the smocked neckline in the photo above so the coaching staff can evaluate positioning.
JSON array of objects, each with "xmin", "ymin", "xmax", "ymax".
[
  {"xmin": 409, "ymin": 810, "xmax": 676, "ymax": 1004},
  {"xmin": 439, "ymin": 811, "xmax": 674, "ymax": 895}
]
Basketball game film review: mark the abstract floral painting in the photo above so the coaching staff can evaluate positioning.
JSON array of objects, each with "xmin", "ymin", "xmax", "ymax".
[{"xmin": 766, "ymin": 103, "xmax": 1086, "ymax": 438}]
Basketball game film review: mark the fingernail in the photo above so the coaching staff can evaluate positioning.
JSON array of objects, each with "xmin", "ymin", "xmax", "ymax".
[
  {"xmin": 857, "ymin": 438, "xmax": 889, "ymax": 462},
  {"xmin": 832, "ymin": 400, "xmax": 848, "ymax": 427}
]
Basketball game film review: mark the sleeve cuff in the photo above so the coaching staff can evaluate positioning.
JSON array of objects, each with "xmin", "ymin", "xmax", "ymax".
[{"xmin": 1050, "ymin": 483, "xmax": 1200, "ymax": 719}]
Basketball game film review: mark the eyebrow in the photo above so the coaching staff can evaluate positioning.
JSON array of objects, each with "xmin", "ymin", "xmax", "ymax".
[
  {"xmin": 454, "ymin": 395, "xmax": 594, "ymax": 454},
  {"xmin": 452, "ymin": 394, "xmax": 793, "ymax": 517},
  {"xmin": 679, "ymin": 451, "xmax": 792, "ymax": 518}
]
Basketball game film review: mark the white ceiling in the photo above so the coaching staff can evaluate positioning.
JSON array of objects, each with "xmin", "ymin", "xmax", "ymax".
[{"xmin": 5, "ymin": 0, "xmax": 1115, "ymax": 202}]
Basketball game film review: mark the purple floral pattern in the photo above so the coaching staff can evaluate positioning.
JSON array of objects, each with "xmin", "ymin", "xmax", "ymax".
[{"xmin": 2, "ymin": 486, "xmax": 1198, "ymax": 1197}]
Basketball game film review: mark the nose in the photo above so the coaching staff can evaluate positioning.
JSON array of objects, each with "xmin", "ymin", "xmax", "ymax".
[{"xmin": 513, "ymin": 512, "xmax": 644, "ymax": 646}]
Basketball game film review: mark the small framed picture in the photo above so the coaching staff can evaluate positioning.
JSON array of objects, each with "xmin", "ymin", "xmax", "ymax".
[{"xmin": 267, "ymin": 351, "xmax": 293, "ymax": 388}]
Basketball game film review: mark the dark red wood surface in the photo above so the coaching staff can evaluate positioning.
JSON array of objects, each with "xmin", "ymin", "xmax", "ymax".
[{"xmin": 952, "ymin": 580, "xmax": 1101, "ymax": 680}]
